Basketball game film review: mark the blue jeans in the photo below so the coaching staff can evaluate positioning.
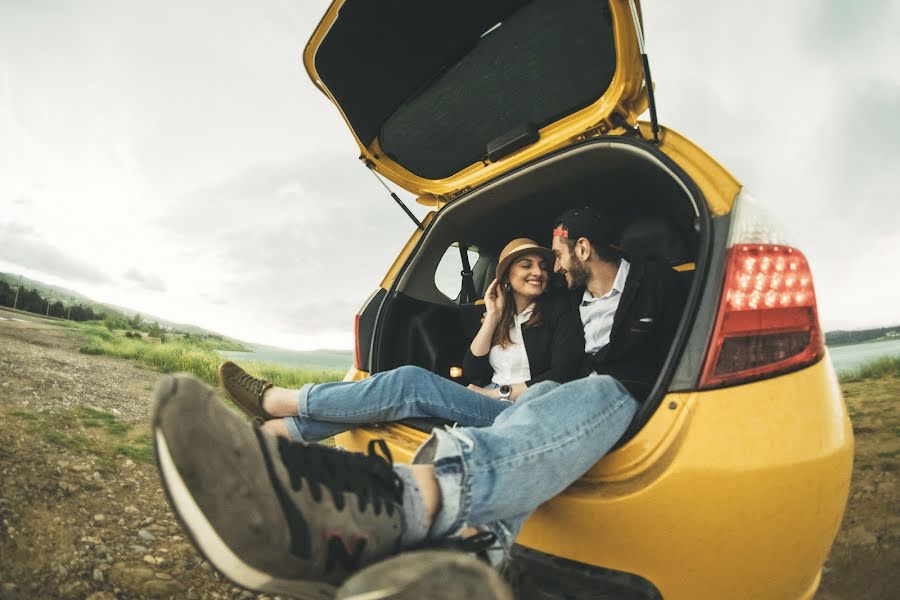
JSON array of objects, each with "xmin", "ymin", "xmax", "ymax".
[
  {"xmin": 414, "ymin": 376, "xmax": 638, "ymax": 550},
  {"xmin": 286, "ymin": 365, "xmax": 638, "ymax": 551},
  {"xmin": 284, "ymin": 365, "xmax": 510, "ymax": 442}
]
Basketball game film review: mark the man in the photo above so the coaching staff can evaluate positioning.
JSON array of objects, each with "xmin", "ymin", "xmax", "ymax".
[{"xmin": 151, "ymin": 208, "xmax": 687, "ymax": 595}]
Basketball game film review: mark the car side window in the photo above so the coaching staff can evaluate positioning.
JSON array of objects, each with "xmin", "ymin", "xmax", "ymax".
[{"xmin": 434, "ymin": 244, "xmax": 480, "ymax": 301}]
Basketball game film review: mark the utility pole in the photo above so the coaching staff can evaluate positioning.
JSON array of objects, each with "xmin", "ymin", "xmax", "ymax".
[
  {"xmin": 67, "ymin": 305, "xmax": 71, "ymax": 320},
  {"xmin": 12, "ymin": 276, "xmax": 21, "ymax": 310},
  {"xmin": 46, "ymin": 297, "xmax": 51, "ymax": 316}
]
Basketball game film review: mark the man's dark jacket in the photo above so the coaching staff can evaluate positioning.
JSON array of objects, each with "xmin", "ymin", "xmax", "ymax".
[{"xmin": 570, "ymin": 260, "xmax": 688, "ymax": 403}]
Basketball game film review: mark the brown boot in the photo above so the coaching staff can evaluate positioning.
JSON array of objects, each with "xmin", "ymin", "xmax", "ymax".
[{"xmin": 218, "ymin": 360, "xmax": 275, "ymax": 421}]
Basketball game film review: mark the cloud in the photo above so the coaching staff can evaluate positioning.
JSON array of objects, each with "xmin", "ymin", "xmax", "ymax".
[
  {"xmin": 0, "ymin": 224, "xmax": 111, "ymax": 285},
  {"xmin": 2, "ymin": 0, "xmax": 895, "ymax": 348},
  {"xmin": 644, "ymin": 0, "xmax": 900, "ymax": 331},
  {"xmin": 1, "ymin": 221, "xmax": 36, "ymax": 236},
  {"xmin": 123, "ymin": 267, "xmax": 167, "ymax": 292},
  {"xmin": 139, "ymin": 150, "xmax": 426, "ymax": 342}
]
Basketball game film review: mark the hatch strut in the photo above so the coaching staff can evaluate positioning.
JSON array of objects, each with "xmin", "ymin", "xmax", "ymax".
[
  {"xmin": 627, "ymin": 0, "xmax": 660, "ymax": 144},
  {"xmin": 365, "ymin": 160, "xmax": 424, "ymax": 230}
]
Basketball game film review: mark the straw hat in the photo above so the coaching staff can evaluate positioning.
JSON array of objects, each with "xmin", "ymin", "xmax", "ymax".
[{"xmin": 495, "ymin": 238, "xmax": 555, "ymax": 281}]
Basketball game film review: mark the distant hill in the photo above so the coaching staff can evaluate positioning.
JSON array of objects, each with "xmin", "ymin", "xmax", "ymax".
[
  {"xmin": 98, "ymin": 300, "xmax": 228, "ymax": 337},
  {"xmin": 0, "ymin": 272, "xmax": 96, "ymax": 306},
  {"xmin": 0, "ymin": 272, "xmax": 354, "ymax": 357},
  {"xmin": 825, "ymin": 325, "xmax": 900, "ymax": 347},
  {"xmin": 0, "ymin": 271, "xmax": 229, "ymax": 339}
]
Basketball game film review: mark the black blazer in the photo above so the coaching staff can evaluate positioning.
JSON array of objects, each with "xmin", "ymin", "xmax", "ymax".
[
  {"xmin": 462, "ymin": 294, "xmax": 585, "ymax": 387},
  {"xmin": 570, "ymin": 260, "xmax": 688, "ymax": 402}
]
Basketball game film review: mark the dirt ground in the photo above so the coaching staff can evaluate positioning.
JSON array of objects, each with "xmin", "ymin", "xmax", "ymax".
[
  {"xmin": 816, "ymin": 376, "xmax": 900, "ymax": 599},
  {"xmin": 0, "ymin": 309, "xmax": 897, "ymax": 599},
  {"xmin": 0, "ymin": 312, "xmax": 262, "ymax": 600}
]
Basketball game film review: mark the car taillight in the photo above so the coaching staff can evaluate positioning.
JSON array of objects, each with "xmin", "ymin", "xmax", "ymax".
[
  {"xmin": 353, "ymin": 313, "xmax": 363, "ymax": 371},
  {"xmin": 699, "ymin": 195, "xmax": 824, "ymax": 388}
]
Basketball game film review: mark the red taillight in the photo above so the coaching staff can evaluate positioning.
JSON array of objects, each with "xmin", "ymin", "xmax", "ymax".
[
  {"xmin": 353, "ymin": 313, "xmax": 363, "ymax": 370},
  {"xmin": 699, "ymin": 244, "xmax": 824, "ymax": 388}
]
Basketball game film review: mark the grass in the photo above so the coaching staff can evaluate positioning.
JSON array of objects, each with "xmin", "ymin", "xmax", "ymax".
[
  {"xmin": 4, "ymin": 321, "xmax": 344, "ymax": 467},
  {"xmin": 79, "ymin": 406, "xmax": 129, "ymax": 436},
  {"xmin": 114, "ymin": 443, "xmax": 155, "ymax": 464},
  {"xmin": 10, "ymin": 406, "xmax": 155, "ymax": 465},
  {"xmin": 43, "ymin": 430, "xmax": 92, "ymax": 452},
  {"xmin": 71, "ymin": 323, "xmax": 343, "ymax": 387},
  {"xmin": 839, "ymin": 355, "xmax": 900, "ymax": 383}
]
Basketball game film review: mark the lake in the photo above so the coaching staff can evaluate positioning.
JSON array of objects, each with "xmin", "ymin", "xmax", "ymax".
[
  {"xmin": 828, "ymin": 338, "xmax": 900, "ymax": 373},
  {"xmin": 220, "ymin": 344, "xmax": 353, "ymax": 372}
]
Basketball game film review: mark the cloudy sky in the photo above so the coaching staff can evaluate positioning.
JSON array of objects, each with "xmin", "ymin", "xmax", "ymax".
[{"xmin": 1, "ymin": 0, "xmax": 898, "ymax": 350}]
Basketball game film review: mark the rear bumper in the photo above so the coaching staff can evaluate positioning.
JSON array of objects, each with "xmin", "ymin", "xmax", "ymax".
[{"xmin": 336, "ymin": 356, "xmax": 852, "ymax": 599}]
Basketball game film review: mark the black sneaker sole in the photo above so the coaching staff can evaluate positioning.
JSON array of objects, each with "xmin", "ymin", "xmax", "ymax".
[
  {"xmin": 152, "ymin": 375, "xmax": 337, "ymax": 599},
  {"xmin": 335, "ymin": 550, "xmax": 512, "ymax": 600}
]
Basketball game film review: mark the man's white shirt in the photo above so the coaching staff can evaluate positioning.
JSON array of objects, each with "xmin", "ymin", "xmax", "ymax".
[{"xmin": 580, "ymin": 259, "xmax": 630, "ymax": 354}]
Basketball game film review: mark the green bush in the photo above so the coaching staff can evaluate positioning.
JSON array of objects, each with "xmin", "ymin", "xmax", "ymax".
[
  {"xmin": 839, "ymin": 355, "xmax": 900, "ymax": 383},
  {"xmin": 78, "ymin": 328, "xmax": 342, "ymax": 386},
  {"xmin": 104, "ymin": 314, "xmax": 128, "ymax": 331}
]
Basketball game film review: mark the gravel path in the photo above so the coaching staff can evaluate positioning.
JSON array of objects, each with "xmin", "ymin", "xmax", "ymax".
[{"xmin": 0, "ymin": 310, "xmax": 279, "ymax": 599}]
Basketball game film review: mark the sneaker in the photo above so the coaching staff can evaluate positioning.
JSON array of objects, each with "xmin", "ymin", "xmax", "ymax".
[
  {"xmin": 335, "ymin": 550, "xmax": 513, "ymax": 600},
  {"xmin": 152, "ymin": 374, "xmax": 405, "ymax": 597},
  {"xmin": 218, "ymin": 360, "xmax": 275, "ymax": 421}
]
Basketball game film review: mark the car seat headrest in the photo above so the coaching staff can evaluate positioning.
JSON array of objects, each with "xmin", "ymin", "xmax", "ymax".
[{"xmin": 620, "ymin": 217, "xmax": 690, "ymax": 266}]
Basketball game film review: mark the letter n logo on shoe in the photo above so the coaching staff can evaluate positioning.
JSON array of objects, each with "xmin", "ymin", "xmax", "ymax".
[{"xmin": 323, "ymin": 530, "xmax": 368, "ymax": 574}]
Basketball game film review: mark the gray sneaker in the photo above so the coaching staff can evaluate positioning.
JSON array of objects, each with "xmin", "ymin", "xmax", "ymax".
[
  {"xmin": 336, "ymin": 550, "xmax": 513, "ymax": 600},
  {"xmin": 152, "ymin": 374, "xmax": 405, "ymax": 598}
]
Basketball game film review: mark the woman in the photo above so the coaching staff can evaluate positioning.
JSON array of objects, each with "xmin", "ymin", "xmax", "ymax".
[{"xmin": 218, "ymin": 238, "xmax": 584, "ymax": 442}]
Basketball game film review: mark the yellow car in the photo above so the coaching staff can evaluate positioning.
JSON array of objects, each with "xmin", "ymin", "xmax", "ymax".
[{"xmin": 302, "ymin": 1, "xmax": 853, "ymax": 598}]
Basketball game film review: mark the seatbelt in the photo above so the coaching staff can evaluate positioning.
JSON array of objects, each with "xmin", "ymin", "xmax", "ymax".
[{"xmin": 458, "ymin": 244, "xmax": 476, "ymax": 305}]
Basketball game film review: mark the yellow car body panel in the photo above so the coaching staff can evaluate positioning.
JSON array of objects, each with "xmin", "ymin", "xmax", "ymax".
[
  {"xmin": 337, "ymin": 357, "xmax": 852, "ymax": 600},
  {"xmin": 646, "ymin": 124, "xmax": 742, "ymax": 217}
]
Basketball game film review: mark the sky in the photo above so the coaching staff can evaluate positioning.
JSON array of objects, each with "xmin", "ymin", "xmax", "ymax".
[{"xmin": 1, "ymin": 0, "xmax": 898, "ymax": 350}]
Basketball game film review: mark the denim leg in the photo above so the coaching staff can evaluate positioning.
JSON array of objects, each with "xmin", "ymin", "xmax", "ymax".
[
  {"xmin": 284, "ymin": 365, "xmax": 511, "ymax": 442},
  {"xmin": 283, "ymin": 416, "xmax": 349, "ymax": 443},
  {"xmin": 413, "ymin": 375, "xmax": 639, "ymax": 549}
]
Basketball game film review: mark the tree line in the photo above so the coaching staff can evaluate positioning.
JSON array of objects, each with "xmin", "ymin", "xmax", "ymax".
[
  {"xmin": 825, "ymin": 326, "xmax": 900, "ymax": 347},
  {"xmin": 0, "ymin": 280, "xmax": 103, "ymax": 322}
]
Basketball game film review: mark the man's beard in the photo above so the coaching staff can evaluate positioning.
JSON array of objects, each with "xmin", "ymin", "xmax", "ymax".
[{"xmin": 566, "ymin": 256, "xmax": 590, "ymax": 288}]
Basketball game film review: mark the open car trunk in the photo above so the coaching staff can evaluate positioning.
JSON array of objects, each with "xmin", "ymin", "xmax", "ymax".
[
  {"xmin": 305, "ymin": 0, "xmax": 648, "ymax": 197},
  {"xmin": 367, "ymin": 138, "xmax": 710, "ymax": 441}
]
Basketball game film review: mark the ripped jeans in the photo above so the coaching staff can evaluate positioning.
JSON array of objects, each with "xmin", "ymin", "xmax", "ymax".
[{"xmin": 285, "ymin": 365, "xmax": 638, "ymax": 550}]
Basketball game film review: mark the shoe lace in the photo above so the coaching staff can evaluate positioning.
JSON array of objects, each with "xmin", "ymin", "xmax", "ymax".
[
  {"xmin": 453, "ymin": 530, "xmax": 497, "ymax": 554},
  {"xmin": 236, "ymin": 371, "xmax": 267, "ymax": 398},
  {"xmin": 415, "ymin": 530, "xmax": 498, "ymax": 564},
  {"xmin": 276, "ymin": 436, "xmax": 403, "ymax": 518}
]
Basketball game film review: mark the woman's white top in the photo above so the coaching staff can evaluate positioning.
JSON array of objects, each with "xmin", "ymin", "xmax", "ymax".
[{"xmin": 489, "ymin": 303, "xmax": 535, "ymax": 386}]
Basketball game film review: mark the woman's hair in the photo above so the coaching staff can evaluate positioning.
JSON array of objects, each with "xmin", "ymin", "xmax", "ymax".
[{"xmin": 491, "ymin": 259, "xmax": 547, "ymax": 349}]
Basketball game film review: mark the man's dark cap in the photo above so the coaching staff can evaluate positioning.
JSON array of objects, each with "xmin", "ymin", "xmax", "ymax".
[{"xmin": 553, "ymin": 207, "xmax": 620, "ymax": 250}]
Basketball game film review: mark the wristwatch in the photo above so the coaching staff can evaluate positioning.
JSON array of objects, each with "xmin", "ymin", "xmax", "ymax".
[{"xmin": 499, "ymin": 385, "xmax": 512, "ymax": 401}]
